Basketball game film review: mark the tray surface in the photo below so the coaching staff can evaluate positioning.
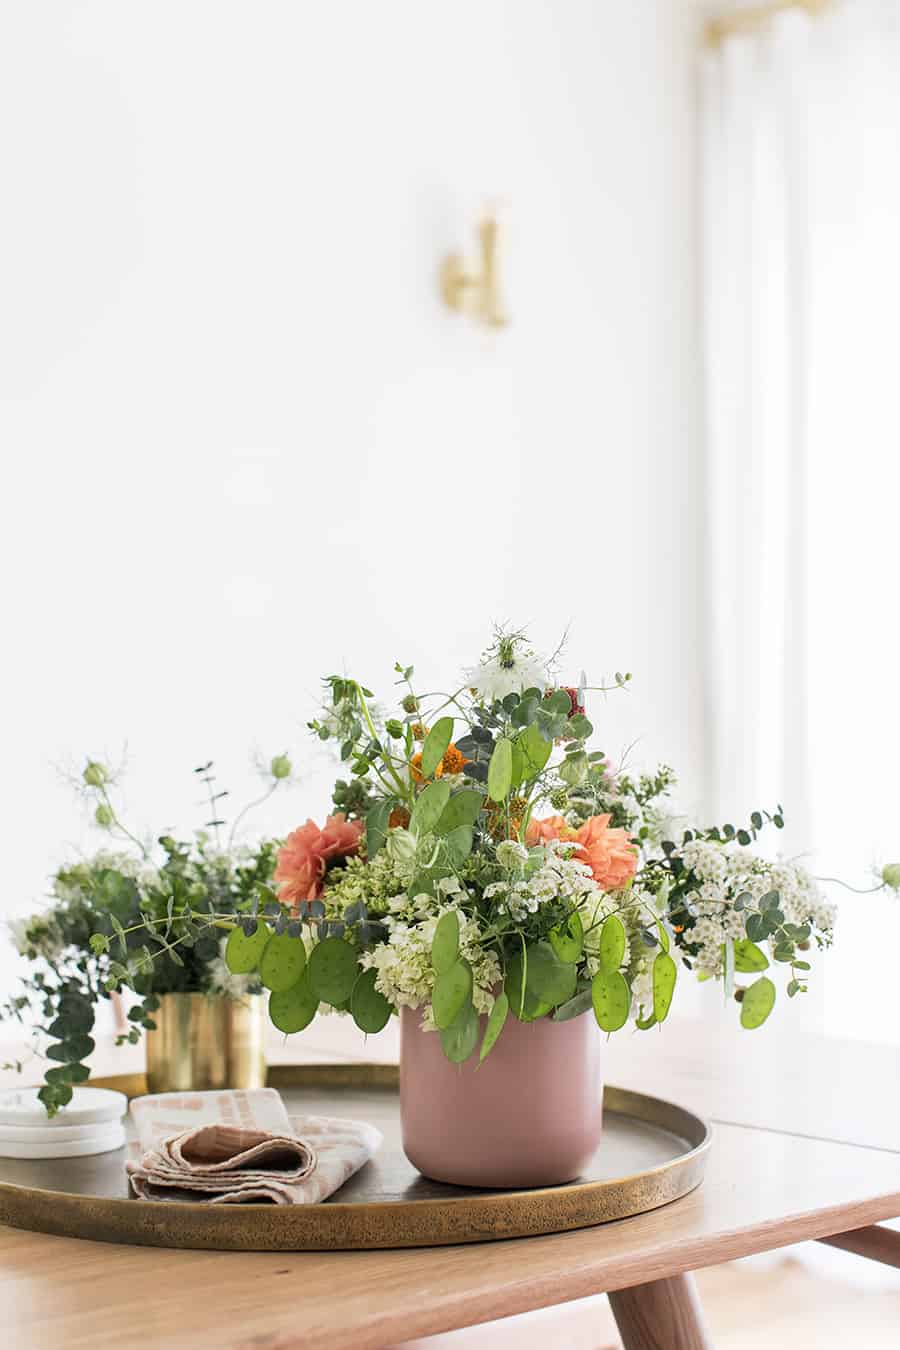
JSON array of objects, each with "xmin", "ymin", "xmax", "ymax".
[{"xmin": 0, "ymin": 1065, "xmax": 711, "ymax": 1250}]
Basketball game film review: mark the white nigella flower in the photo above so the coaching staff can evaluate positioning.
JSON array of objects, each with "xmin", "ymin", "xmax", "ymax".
[{"xmin": 464, "ymin": 632, "xmax": 549, "ymax": 703}]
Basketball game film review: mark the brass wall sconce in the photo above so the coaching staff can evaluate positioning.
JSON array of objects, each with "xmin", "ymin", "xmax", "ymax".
[{"xmin": 440, "ymin": 214, "xmax": 509, "ymax": 329}]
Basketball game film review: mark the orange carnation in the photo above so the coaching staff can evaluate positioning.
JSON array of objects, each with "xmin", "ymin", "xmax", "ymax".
[
  {"xmin": 526, "ymin": 813, "xmax": 637, "ymax": 892},
  {"xmin": 274, "ymin": 813, "xmax": 363, "ymax": 908}
]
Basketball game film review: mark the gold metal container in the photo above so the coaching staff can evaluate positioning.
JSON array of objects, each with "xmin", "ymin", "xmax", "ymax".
[{"xmin": 145, "ymin": 993, "xmax": 266, "ymax": 1094}]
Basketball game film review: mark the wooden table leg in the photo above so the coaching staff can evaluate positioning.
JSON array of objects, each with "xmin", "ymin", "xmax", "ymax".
[{"xmin": 608, "ymin": 1272, "xmax": 713, "ymax": 1350}]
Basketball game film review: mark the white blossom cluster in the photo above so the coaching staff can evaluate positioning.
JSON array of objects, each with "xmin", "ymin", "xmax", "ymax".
[
  {"xmin": 675, "ymin": 839, "xmax": 836, "ymax": 978},
  {"xmin": 359, "ymin": 902, "xmax": 501, "ymax": 1025},
  {"xmin": 484, "ymin": 841, "xmax": 599, "ymax": 922}
]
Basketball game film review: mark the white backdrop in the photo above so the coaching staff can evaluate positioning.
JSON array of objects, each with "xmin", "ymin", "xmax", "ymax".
[
  {"xmin": 702, "ymin": 0, "xmax": 900, "ymax": 1042},
  {"xmin": 0, "ymin": 1, "xmax": 706, "ymax": 989}
]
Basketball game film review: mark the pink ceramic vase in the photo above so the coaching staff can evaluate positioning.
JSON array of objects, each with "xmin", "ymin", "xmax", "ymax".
[{"xmin": 399, "ymin": 1005, "xmax": 604, "ymax": 1188}]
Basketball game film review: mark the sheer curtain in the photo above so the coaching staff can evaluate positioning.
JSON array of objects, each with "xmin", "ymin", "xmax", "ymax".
[{"xmin": 702, "ymin": 0, "xmax": 900, "ymax": 1042}]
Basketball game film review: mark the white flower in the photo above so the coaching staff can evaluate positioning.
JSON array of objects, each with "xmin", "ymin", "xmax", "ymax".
[
  {"xmin": 496, "ymin": 839, "xmax": 529, "ymax": 869},
  {"xmin": 359, "ymin": 907, "xmax": 500, "ymax": 1021},
  {"xmin": 464, "ymin": 632, "xmax": 548, "ymax": 703}
]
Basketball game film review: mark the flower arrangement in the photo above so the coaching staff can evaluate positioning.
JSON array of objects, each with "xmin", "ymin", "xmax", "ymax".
[
  {"xmin": 97, "ymin": 626, "xmax": 899, "ymax": 1076},
  {"xmin": 3, "ymin": 756, "xmax": 291, "ymax": 1114}
]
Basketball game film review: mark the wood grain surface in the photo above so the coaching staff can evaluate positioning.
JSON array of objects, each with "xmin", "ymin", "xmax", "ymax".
[{"xmin": 2, "ymin": 1120, "xmax": 898, "ymax": 1350}]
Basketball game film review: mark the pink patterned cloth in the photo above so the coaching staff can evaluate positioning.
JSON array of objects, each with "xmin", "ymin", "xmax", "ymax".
[{"xmin": 126, "ymin": 1088, "xmax": 381, "ymax": 1204}]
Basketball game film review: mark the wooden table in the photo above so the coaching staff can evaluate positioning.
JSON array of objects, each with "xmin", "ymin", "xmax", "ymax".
[{"xmin": 2, "ymin": 1019, "xmax": 899, "ymax": 1349}]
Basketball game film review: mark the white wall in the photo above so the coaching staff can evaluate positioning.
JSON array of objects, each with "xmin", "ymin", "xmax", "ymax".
[{"xmin": 0, "ymin": 1, "xmax": 705, "ymax": 979}]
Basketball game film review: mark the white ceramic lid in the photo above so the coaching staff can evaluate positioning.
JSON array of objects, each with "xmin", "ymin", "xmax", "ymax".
[
  {"xmin": 0, "ymin": 1123, "xmax": 126, "ymax": 1160},
  {"xmin": 0, "ymin": 1118, "xmax": 130, "ymax": 1143},
  {"xmin": 0, "ymin": 1087, "xmax": 127, "ymax": 1128}
]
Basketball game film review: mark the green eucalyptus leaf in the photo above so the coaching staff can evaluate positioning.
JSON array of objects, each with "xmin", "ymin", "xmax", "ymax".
[
  {"xmin": 745, "ymin": 913, "xmax": 766, "ymax": 943},
  {"xmin": 740, "ymin": 975, "xmax": 776, "ymax": 1029},
  {"xmin": 411, "ymin": 780, "xmax": 452, "ymax": 835},
  {"xmin": 431, "ymin": 910, "xmax": 460, "ymax": 975},
  {"xmin": 259, "ymin": 932, "xmax": 307, "ymax": 993},
  {"xmin": 652, "ymin": 952, "xmax": 677, "ymax": 1023},
  {"xmin": 225, "ymin": 922, "xmax": 271, "ymax": 974},
  {"xmin": 268, "ymin": 970, "xmax": 318, "ymax": 1034},
  {"xmin": 421, "ymin": 717, "xmax": 454, "ymax": 778},
  {"xmin": 432, "ymin": 959, "xmax": 473, "ymax": 1030},
  {"xmin": 598, "ymin": 914, "xmax": 627, "ymax": 973},
  {"xmin": 524, "ymin": 941, "xmax": 577, "ymax": 1007},
  {"xmin": 441, "ymin": 1002, "xmax": 479, "ymax": 1063},
  {"xmin": 733, "ymin": 939, "xmax": 770, "ymax": 973},
  {"xmin": 487, "ymin": 738, "xmax": 513, "ymax": 803},
  {"xmin": 350, "ymin": 968, "xmax": 392, "ymax": 1033},
  {"xmin": 550, "ymin": 910, "xmax": 584, "ymax": 963},
  {"xmin": 591, "ymin": 970, "xmax": 630, "ymax": 1032},
  {"xmin": 307, "ymin": 936, "xmax": 359, "ymax": 1005},
  {"xmin": 479, "ymin": 992, "xmax": 509, "ymax": 1062}
]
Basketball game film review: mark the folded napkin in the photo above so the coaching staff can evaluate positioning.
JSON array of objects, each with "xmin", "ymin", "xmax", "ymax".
[{"xmin": 126, "ymin": 1087, "xmax": 382, "ymax": 1204}]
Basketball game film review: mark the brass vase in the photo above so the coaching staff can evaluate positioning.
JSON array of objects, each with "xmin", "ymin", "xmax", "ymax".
[{"xmin": 145, "ymin": 993, "xmax": 266, "ymax": 1093}]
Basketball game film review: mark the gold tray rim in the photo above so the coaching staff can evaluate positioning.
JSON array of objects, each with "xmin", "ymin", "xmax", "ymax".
[{"xmin": 0, "ymin": 1064, "xmax": 712, "ymax": 1250}]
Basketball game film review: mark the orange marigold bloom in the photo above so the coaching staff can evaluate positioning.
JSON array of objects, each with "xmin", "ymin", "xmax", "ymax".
[
  {"xmin": 526, "ymin": 813, "xmax": 637, "ymax": 892},
  {"xmin": 410, "ymin": 722, "xmax": 426, "ymax": 741},
  {"xmin": 440, "ymin": 743, "xmax": 469, "ymax": 775},
  {"xmin": 389, "ymin": 807, "xmax": 410, "ymax": 829},
  {"xmin": 410, "ymin": 742, "xmax": 469, "ymax": 782}
]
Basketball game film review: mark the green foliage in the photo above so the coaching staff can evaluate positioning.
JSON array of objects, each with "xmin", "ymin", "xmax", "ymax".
[
  {"xmin": 431, "ymin": 911, "xmax": 460, "ymax": 975},
  {"xmin": 504, "ymin": 951, "xmax": 552, "ymax": 1022},
  {"xmin": 598, "ymin": 915, "xmax": 626, "ymax": 973},
  {"xmin": 350, "ymin": 969, "xmax": 392, "ymax": 1033},
  {"xmin": 652, "ymin": 952, "xmax": 677, "ymax": 1023},
  {"xmin": 733, "ymin": 939, "xmax": 769, "ymax": 973},
  {"xmin": 524, "ymin": 942, "xmax": 577, "ymax": 1006},
  {"xmin": 592, "ymin": 970, "xmax": 630, "ymax": 1032},
  {"xmin": 740, "ymin": 975, "xmax": 776, "ymax": 1029},
  {"xmin": 421, "ymin": 718, "xmax": 454, "ymax": 778},
  {"xmin": 549, "ymin": 910, "xmax": 584, "ymax": 963},
  {"xmin": 259, "ymin": 933, "xmax": 306, "ymax": 993},
  {"xmin": 487, "ymin": 738, "xmax": 513, "ymax": 802},
  {"xmin": 365, "ymin": 800, "xmax": 392, "ymax": 860},
  {"xmin": 436, "ymin": 790, "xmax": 484, "ymax": 834},
  {"xmin": 479, "ymin": 992, "xmax": 509, "ymax": 1062},
  {"xmin": 308, "ymin": 937, "xmax": 359, "ymax": 1005},
  {"xmin": 269, "ymin": 971, "xmax": 318, "ymax": 1033},
  {"xmin": 432, "ymin": 960, "xmax": 473, "ymax": 1030},
  {"xmin": 226, "ymin": 923, "xmax": 270, "ymax": 974},
  {"xmin": 440, "ymin": 1003, "xmax": 479, "ymax": 1063},
  {"xmin": 411, "ymin": 780, "xmax": 451, "ymax": 835}
]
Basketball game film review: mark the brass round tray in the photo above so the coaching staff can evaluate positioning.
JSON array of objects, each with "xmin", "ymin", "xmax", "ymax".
[{"xmin": 0, "ymin": 1064, "xmax": 710, "ymax": 1250}]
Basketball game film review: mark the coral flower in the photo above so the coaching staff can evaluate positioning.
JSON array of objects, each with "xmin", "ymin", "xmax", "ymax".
[
  {"xmin": 526, "ymin": 813, "xmax": 637, "ymax": 892},
  {"xmin": 275, "ymin": 813, "xmax": 363, "ymax": 907}
]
